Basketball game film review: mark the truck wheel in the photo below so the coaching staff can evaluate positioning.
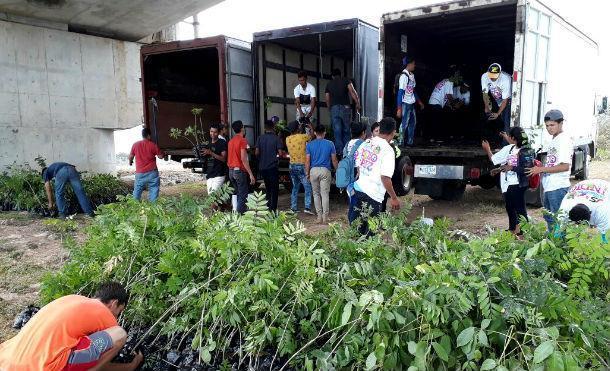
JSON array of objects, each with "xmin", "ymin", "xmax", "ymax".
[
  {"xmin": 478, "ymin": 175, "xmax": 497, "ymax": 190},
  {"xmin": 575, "ymin": 147, "xmax": 589, "ymax": 180},
  {"xmin": 392, "ymin": 156, "xmax": 414, "ymax": 196}
]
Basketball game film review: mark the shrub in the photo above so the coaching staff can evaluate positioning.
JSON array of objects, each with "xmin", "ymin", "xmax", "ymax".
[{"xmin": 41, "ymin": 191, "xmax": 610, "ymax": 370}]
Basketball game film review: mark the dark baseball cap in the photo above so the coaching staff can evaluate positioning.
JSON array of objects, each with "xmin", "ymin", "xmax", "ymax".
[
  {"xmin": 487, "ymin": 63, "xmax": 502, "ymax": 79},
  {"xmin": 544, "ymin": 109, "xmax": 564, "ymax": 122}
]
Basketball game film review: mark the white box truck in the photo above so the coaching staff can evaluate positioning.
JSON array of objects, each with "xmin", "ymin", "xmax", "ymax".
[{"xmin": 380, "ymin": 0, "xmax": 600, "ymax": 204}]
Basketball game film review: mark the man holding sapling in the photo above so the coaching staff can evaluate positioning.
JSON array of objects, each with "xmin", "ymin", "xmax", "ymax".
[
  {"xmin": 202, "ymin": 124, "xmax": 228, "ymax": 195},
  {"xmin": 42, "ymin": 162, "xmax": 94, "ymax": 218},
  {"xmin": 0, "ymin": 282, "xmax": 143, "ymax": 370}
]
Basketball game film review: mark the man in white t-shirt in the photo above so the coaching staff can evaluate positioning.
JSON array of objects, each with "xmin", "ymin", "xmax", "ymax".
[
  {"xmin": 348, "ymin": 117, "xmax": 401, "ymax": 236},
  {"xmin": 453, "ymin": 82, "xmax": 471, "ymax": 108},
  {"xmin": 396, "ymin": 56, "xmax": 425, "ymax": 146},
  {"xmin": 559, "ymin": 179, "xmax": 610, "ymax": 243},
  {"xmin": 526, "ymin": 109, "xmax": 573, "ymax": 231},
  {"xmin": 481, "ymin": 63, "xmax": 512, "ymax": 140},
  {"xmin": 428, "ymin": 78, "xmax": 455, "ymax": 108},
  {"xmin": 294, "ymin": 71, "xmax": 317, "ymax": 124}
]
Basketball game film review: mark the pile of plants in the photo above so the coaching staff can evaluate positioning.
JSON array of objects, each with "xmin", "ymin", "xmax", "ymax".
[
  {"xmin": 0, "ymin": 161, "xmax": 131, "ymax": 216},
  {"xmin": 41, "ymin": 189, "xmax": 610, "ymax": 370}
]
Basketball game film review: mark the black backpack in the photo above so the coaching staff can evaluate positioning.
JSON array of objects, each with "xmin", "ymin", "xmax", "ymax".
[{"xmin": 512, "ymin": 146, "xmax": 536, "ymax": 188}]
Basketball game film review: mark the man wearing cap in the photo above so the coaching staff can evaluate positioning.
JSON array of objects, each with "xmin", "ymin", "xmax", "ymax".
[
  {"xmin": 558, "ymin": 179, "xmax": 610, "ymax": 243},
  {"xmin": 526, "ymin": 109, "xmax": 573, "ymax": 231},
  {"xmin": 396, "ymin": 56, "xmax": 425, "ymax": 146},
  {"xmin": 481, "ymin": 63, "xmax": 512, "ymax": 140}
]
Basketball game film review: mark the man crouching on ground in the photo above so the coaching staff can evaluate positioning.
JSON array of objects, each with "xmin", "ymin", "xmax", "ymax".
[{"xmin": 0, "ymin": 282, "xmax": 143, "ymax": 371}]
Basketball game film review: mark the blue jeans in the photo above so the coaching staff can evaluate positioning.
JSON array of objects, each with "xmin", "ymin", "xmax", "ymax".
[
  {"xmin": 289, "ymin": 164, "xmax": 312, "ymax": 211},
  {"xmin": 330, "ymin": 105, "xmax": 351, "ymax": 154},
  {"xmin": 133, "ymin": 170, "xmax": 160, "ymax": 202},
  {"xmin": 349, "ymin": 190, "xmax": 382, "ymax": 237},
  {"xmin": 54, "ymin": 166, "xmax": 93, "ymax": 216},
  {"xmin": 400, "ymin": 103, "xmax": 416, "ymax": 145},
  {"xmin": 543, "ymin": 187, "xmax": 569, "ymax": 231},
  {"xmin": 229, "ymin": 168, "xmax": 249, "ymax": 214}
]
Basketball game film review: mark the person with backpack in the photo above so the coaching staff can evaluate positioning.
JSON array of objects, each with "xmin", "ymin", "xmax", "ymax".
[
  {"xmin": 481, "ymin": 127, "xmax": 530, "ymax": 236},
  {"xmin": 349, "ymin": 117, "xmax": 401, "ymax": 236},
  {"xmin": 337, "ymin": 123, "xmax": 366, "ymax": 218},
  {"xmin": 396, "ymin": 56, "xmax": 425, "ymax": 146}
]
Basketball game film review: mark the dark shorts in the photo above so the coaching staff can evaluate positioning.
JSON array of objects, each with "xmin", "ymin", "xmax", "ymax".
[{"xmin": 64, "ymin": 330, "xmax": 114, "ymax": 371}]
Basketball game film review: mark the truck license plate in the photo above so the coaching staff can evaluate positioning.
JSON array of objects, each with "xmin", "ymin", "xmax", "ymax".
[{"xmin": 419, "ymin": 165, "xmax": 437, "ymax": 176}]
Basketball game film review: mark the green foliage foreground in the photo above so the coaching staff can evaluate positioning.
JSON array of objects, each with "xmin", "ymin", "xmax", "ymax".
[{"xmin": 42, "ymin": 190, "xmax": 610, "ymax": 370}]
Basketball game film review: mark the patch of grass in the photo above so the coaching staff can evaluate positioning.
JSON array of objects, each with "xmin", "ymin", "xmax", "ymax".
[{"xmin": 0, "ymin": 256, "xmax": 48, "ymax": 295}]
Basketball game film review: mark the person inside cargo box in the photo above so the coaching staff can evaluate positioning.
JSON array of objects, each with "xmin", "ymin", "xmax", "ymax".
[
  {"xmin": 294, "ymin": 71, "xmax": 317, "ymax": 124},
  {"xmin": 325, "ymin": 68, "xmax": 361, "ymax": 154},
  {"xmin": 481, "ymin": 63, "xmax": 512, "ymax": 143},
  {"xmin": 396, "ymin": 56, "xmax": 425, "ymax": 146}
]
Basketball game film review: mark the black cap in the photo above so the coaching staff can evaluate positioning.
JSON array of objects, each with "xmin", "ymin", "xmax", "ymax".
[
  {"xmin": 287, "ymin": 120, "xmax": 300, "ymax": 133},
  {"xmin": 487, "ymin": 63, "xmax": 501, "ymax": 78},
  {"xmin": 544, "ymin": 109, "xmax": 564, "ymax": 122}
]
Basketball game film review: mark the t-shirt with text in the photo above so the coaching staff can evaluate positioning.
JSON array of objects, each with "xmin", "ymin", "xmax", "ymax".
[
  {"xmin": 354, "ymin": 137, "xmax": 396, "ymax": 203},
  {"xmin": 0, "ymin": 295, "xmax": 117, "ymax": 371},
  {"xmin": 428, "ymin": 79, "xmax": 454, "ymax": 107},
  {"xmin": 481, "ymin": 71, "xmax": 512, "ymax": 103},
  {"xmin": 560, "ymin": 179, "xmax": 610, "ymax": 234},
  {"xmin": 398, "ymin": 70, "xmax": 416, "ymax": 104},
  {"xmin": 491, "ymin": 144, "xmax": 521, "ymax": 193},
  {"xmin": 130, "ymin": 139, "xmax": 163, "ymax": 173},
  {"xmin": 286, "ymin": 134, "xmax": 310, "ymax": 164},
  {"xmin": 542, "ymin": 132, "xmax": 573, "ymax": 192}
]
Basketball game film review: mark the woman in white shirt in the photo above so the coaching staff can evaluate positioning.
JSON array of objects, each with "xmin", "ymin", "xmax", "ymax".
[{"xmin": 482, "ymin": 127, "xmax": 529, "ymax": 235}]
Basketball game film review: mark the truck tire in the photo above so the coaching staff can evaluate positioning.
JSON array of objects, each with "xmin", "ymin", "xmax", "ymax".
[
  {"xmin": 575, "ymin": 147, "xmax": 589, "ymax": 180},
  {"xmin": 392, "ymin": 156, "xmax": 414, "ymax": 196}
]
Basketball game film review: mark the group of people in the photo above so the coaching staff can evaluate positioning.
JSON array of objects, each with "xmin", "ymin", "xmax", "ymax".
[
  {"xmin": 482, "ymin": 108, "xmax": 609, "ymax": 243},
  {"xmin": 394, "ymin": 57, "xmax": 509, "ymax": 146}
]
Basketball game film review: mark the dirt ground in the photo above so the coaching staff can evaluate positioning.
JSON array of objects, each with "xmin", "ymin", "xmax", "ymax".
[{"xmin": 1, "ymin": 160, "xmax": 608, "ymax": 341}]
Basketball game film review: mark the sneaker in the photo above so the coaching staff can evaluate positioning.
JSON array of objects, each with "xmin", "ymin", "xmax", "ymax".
[
  {"xmin": 303, "ymin": 209, "xmax": 315, "ymax": 215},
  {"xmin": 289, "ymin": 209, "xmax": 299, "ymax": 214}
]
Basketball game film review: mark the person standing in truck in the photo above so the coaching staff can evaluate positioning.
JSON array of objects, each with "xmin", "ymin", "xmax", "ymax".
[
  {"xmin": 453, "ymin": 82, "xmax": 471, "ymax": 109},
  {"xmin": 202, "ymin": 124, "xmax": 227, "ymax": 195},
  {"xmin": 294, "ymin": 71, "xmax": 317, "ymax": 124},
  {"xmin": 558, "ymin": 179, "xmax": 610, "ymax": 243},
  {"xmin": 129, "ymin": 127, "xmax": 164, "ymax": 202},
  {"xmin": 42, "ymin": 162, "xmax": 94, "ymax": 218},
  {"xmin": 325, "ymin": 68, "xmax": 361, "ymax": 155},
  {"xmin": 481, "ymin": 63, "xmax": 512, "ymax": 141},
  {"xmin": 255, "ymin": 119, "xmax": 284, "ymax": 212},
  {"xmin": 227, "ymin": 120, "xmax": 256, "ymax": 214},
  {"xmin": 526, "ymin": 110, "xmax": 573, "ymax": 231},
  {"xmin": 396, "ymin": 56, "xmax": 425, "ymax": 146}
]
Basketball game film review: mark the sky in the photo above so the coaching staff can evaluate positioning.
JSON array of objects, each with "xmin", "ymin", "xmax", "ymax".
[{"xmin": 115, "ymin": 0, "xmax": 610, "ymax": 153}]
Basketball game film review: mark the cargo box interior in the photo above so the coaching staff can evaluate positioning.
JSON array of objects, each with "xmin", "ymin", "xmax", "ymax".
[
  {"xmin": 143, "ymin": 47, "xmax": 222, "ymax": 151},
  {"xmin": 383, "ymin": 2, "xmax": 517, "ymax": 146},
  {"xmin": 255, "ymin": 28, "xmax": 355, "ymax": 135}
]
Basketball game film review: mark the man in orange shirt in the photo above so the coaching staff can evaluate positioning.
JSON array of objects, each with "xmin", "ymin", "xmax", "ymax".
[
  {"xmin": 0, "ymin": 282, "xmax": 143, "ymax": 371},
  {"xmin": 227, "ymin": 120, "xmax": 255, "ymax": 214}
]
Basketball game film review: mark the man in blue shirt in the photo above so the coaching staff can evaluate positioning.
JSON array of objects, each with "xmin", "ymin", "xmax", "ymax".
[
  {"xmin": 42, "ymin": 162, "xmax": 93, "ymax": 218},
  {"xmin": 305, "ymin": 125, "xmax": 338, "ymax": 224}
]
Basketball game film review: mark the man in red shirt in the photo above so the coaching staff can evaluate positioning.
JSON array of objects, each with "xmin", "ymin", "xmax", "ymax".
[
  {"xmin": 227, "ymin": 120, "xmax": 255, "ymax": 214},
  {"xmin": 0, "ymin": 282, "xmax": 143, "ymax": 370},
  {"xmin": 129, "ymin": 128, "xmax": 164, "ymax": 202}
]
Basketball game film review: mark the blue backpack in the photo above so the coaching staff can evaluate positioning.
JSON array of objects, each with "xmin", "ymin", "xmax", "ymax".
[{"xmin": 336, "ymin": 139, "xmax": 364, "ymax": 189}]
